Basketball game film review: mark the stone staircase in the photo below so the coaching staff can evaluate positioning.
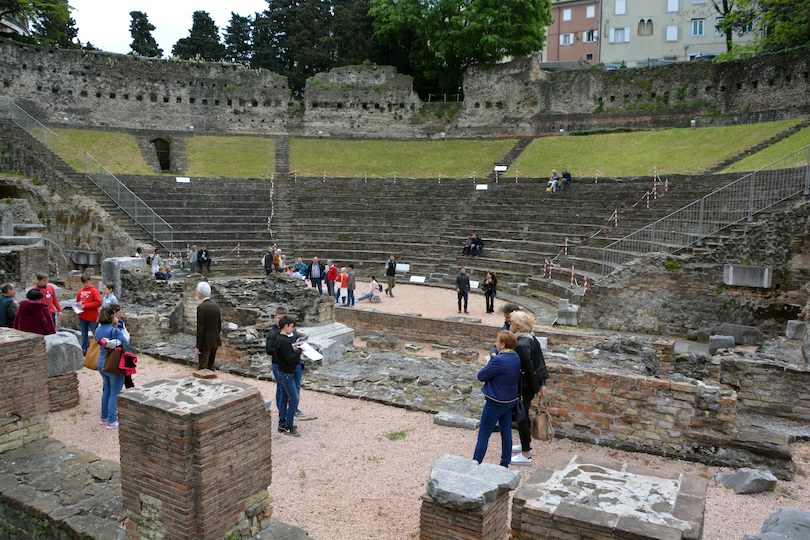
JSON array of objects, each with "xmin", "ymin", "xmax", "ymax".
[
  {"xmin": 0, "ymin": 119, "xmax": 159, "ymax": 250},
  {"xmin": 706, "ymin": 118, "xmax": 810, "ymax": 174},
  {"xmin": 486, "ymin": 136, "xmax": 535, "ymax": 181}
]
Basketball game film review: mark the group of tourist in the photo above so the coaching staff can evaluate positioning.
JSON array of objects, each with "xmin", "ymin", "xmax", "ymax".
[
  {"xmin": 135, "ymin": 247, "xmax": 175, "ymax": 279},
  {"xmin": 474, "ymin": 304, "xmax": 549, "ymax": 468},
  {"xmin": 2, "ymin": 272, "xmax": 63, "ymax": 335},
  {"xmin": 462, "ymin": 233, "xmax": 484, "ymax": 257},
  {"xmin": 548, "ymin": 169, "xmax": 573, "ymax": 192}
]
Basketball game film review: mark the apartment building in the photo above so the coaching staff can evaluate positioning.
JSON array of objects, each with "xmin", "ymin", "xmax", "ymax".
[
  {"xmin": 596, "ymin": 0, "xmax": 758, "ymax": 66},
  {"xmin": 547, "ymin": 0, "xmax": 601, "ymax": 63}
]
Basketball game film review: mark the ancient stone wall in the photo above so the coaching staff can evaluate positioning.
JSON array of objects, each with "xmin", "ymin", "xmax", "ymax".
[
  {"xmin": 46, "ymin": 372, "xmax": 79, "ymax": 412},
  {"xmin": 3, "ymin": 37, "xmax": 810, "ymax": 138},
  {"xmin": 718, "ymin": 356, "xmax": 810, "ymax": 420},
  {"xmin": 580, "ymin": 199, "xmax": 810, "ymax": 337}
]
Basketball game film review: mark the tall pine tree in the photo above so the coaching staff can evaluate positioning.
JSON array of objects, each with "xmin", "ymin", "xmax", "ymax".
[
  {"xmin": 129, "ymin": 11, "xmax": 162, "ymax": 57},
  {"xmin": 224, "ymin": 12, "xmax": 253, "ymax": 65},
  {"xmin": 172, "ymin": 11, "xmax": 225, "ymax": 61}
]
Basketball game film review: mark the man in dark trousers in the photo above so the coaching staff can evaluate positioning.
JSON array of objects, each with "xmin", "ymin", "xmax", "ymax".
[
  {"xmin": 195, "ymin": 282, "xmax": 221, "ymax": 371},
  {"xmin": 198, "ymin": 244, "xmax": 211, "ymax": 273},
  {"xmin": 306, "ymin": 256, "xmax": 325, "ymax": 294},
  {"xmin": 265, "ymin": 306, "xmax": 305, "ymax": 420},
  {"xmin": 384, "ymin": 254, "xmax": 397, "ymax": 297},
  {"xmin": 456, "ymin": 267, "xmax": 471, "ymax": 314}
]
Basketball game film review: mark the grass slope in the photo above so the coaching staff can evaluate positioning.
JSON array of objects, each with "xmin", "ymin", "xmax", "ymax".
[
  {"xmin": 289, "ymin": 139, "xmax": 517, "ymax": 178},
  {"xmin": 512, "ymin": 120, "xmax": 801, "ymax": 177},
  {"xmin": 722, "ymin": 125, "xmax": 810, "ymax": 173},
  {"xmin": 185, "ymin": 136, "xmax": 275, "ymax": 177},
  {"xmin": 53, "ymin": 129, "xmax": 153, "ymax": 175}
]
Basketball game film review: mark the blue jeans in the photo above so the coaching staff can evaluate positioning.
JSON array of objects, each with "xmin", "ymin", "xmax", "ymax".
[
  {"xmin": 310, "ymin": 277, "xmax": 323, "ymax": 294},
  {"xmin": 99, "ymin": 366, "xmax": 125, "ymax": 423},
  {"xmin": 347, "ymin": 290, "xmax": 355, "ymax": 306},
  {"xmin": 473, "ymin": 398, "xmax": 514, "ymax": 467},
  {"xmin": 357, "ymin": 291, "xmax": 374, "ymax": 302},
  {"xmin": 458, "ymin": 291, "xmax": 468, "ymax": 312},
  {"xmin": 79, "ymin": 319, "xmax": 97, "ymax": 353},
  {"xmin": 276, "ymin": 370, "xmax": 299, "ymax": 429}
]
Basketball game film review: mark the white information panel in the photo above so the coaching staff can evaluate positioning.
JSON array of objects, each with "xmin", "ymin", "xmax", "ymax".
[
  {"xmin": 409, "ymin": 276, "xmax": 426, "ymax": 283},
  {"xmin": 396, "ymin": 263, "xmax": 410, "ymax": 273},
  {"xmin": 176, "ymin": 177, "xmax": 190, "ymax": 183},
  {"xmin": 470, "ymin": 280, "xmax": 479, "ymax": 289},
  {"xmin": 475, "ymin": 184, "xmax": 488, "ymax": 190}
]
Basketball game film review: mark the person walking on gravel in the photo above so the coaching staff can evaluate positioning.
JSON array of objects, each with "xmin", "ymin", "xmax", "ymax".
[
  {"xmin": 456, "ymin": 267, "xmax": 470, "ymax": 314},
  {"xmin": 384, "ymin": 255, "xmax": 397, "ymax": 298}
]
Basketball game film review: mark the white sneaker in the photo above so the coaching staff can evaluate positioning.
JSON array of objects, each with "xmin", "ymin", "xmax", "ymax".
[
  {"xmin": 511, "ymin": 445, "xmax": 532, "ymax": 455},
  {"xmin": 510, "ymin": 453, "xmax": 532, "ymax": 466}
]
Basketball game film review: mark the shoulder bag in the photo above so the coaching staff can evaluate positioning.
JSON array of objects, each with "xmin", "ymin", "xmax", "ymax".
[
  {"xmin": 531, "ymin": 398, "xmax": 555, "ymax": 442},
  {"xmin": 102, "ymin": 329, "xmax": 127, "ymax": 376},
  {"xmin": 84, "ymin": 338, "xmax": 100, "ymax": 370},
  {"xmin": 513, "ymin": 377, "xmax": 527, "ymax": 424}
]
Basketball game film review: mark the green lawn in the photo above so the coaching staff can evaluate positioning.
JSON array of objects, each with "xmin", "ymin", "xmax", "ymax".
[
  {"xmin": 511, "ymin": 120, "xmax": 802, "ymax": 177},
  {"xmin": 52, "ymin": 129, "xmax": 153, "ymax": 175},
  {"xmin": 722, "ymin": 125, "xmax": 810, "ymax": 173},
  {"xmin": 185, "ymin": 136, "xmax": 275, "ymax": 177},
  {"xmin": 289, "ymin": 139, "xmax": 517, "ymax": 178}
]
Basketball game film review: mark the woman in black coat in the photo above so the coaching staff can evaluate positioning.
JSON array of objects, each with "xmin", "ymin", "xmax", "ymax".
[{"xmin": 508, "ymin": 310, "xmax": 549, "ymax": 466}]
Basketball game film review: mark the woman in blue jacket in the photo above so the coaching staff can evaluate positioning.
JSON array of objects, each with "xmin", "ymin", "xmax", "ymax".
[
  {"xmin": 95, "ymin": 304, "xmax": 128, "ymax": 430},
  {"xmin": 473, "ymin": 330, "xmax": 521, "ymax": 467}
]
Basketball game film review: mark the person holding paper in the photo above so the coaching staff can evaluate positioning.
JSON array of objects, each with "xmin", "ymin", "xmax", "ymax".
[
  {"xmin": 265, "ymin": 307, "xmax": 305, "ymax": 420},
  {"xmin": 274, "ymin": 315, "xmax": 303, "ymax": 436}
]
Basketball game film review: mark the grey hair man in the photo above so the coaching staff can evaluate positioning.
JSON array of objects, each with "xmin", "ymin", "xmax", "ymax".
[{"xmin": 195, "ymin": 282, "xmax": 222, "ymax": 371}]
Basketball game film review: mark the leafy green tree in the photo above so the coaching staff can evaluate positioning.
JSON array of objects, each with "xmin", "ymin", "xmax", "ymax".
[
  {"xmin": 369, "ymin": 0, "xmax": 553, "ymax": 94},
  {"xmin": 31, "ymin": 0, "xmax": 79, "ymax": 48},
  {"xmin": 224, "ymin": 12, "xmax": 253, "ymax": 64},
  {"xmin": 0, "ymin": 0, "xmax": 66, "ymax": 27},
  {"xmin": 252, "ymin": 0, "xmax": 334, "ymax": 95},
  {"xmin": 172, "ymin": 10, "xmax": 225, "ymax": 61},
  {"xmin": 332, "ymin": 0, "xmax": 382, "ymax": 67},
  {"xmin": 129, "ymin": 11, "xmax": 162, "ymax": 57},
  {"xmin": 757, "ymin": 0, "xmax": 810, "ymax": 52}
]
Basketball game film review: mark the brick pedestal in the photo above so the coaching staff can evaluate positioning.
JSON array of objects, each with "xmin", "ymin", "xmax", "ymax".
[
  {"xmin": 118, "ymin": 376, "xmax": 274, "ymax": 540},
  {"xmin": 0, "ymin": 328, "xmax": 51, "ymax": 453},
  {"xmin": 47, "ymin": 372, "xmax": 79, "ymax": 412},
  {"xmin": 420, "ymin": 455, "xmax": 520, "ymax": 540}
]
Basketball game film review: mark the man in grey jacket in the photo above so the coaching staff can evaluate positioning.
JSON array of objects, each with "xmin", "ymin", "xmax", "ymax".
[
  {"xmin": 347, "ymin": 264, "xmax": 357, "ymax": 307},
  {"xmin": 455, "ymin": 267, "xmax": 471, "ymax": 314}
]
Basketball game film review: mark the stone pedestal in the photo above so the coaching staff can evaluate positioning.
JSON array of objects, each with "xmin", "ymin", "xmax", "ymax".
[
  {"xmin": 119, "ymin": 376, "xmax": 274, "ymax": 540},
  {"xmin": 420, "ymin": 455, "xmax": 520, "ymax": 540}
]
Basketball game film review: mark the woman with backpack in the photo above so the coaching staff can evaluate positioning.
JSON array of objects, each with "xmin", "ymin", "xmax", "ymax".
[
  {"xmin": 357, "ymin": 276, "xmax": 381, "ymax": 302},
  {"xmin": 508, "ymin": 310, "xmax": 549, "ymax": 466}
]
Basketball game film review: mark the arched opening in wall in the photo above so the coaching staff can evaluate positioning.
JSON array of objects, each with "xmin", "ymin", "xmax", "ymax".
[{"xmin": 152, "ymin": 138, "xmax": 171, "ymax": 172}]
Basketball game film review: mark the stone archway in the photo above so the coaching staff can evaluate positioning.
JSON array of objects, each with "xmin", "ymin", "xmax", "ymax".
[{"xmin": 151, "ymin": 138, "xmax": 171, "ymax": 172}]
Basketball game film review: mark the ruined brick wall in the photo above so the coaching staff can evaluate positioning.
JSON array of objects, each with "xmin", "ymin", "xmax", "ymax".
[
  {"xmin": 0, "ymin": 328, "xmax": 51, "ymax": 453},
  {"xmin": 47, "ymin": 372, "xmax": 79, "ymax": 413},
  {"xmin": 420, "ymin": 491, "xmax": 511, "ymax": 540},
  {"xmin": 0, "ymin": 243, "xmax": 46, "ymax": 290},
  {"xmin": 718, "ymin": 357, "xmax": 810, "ymax": 420}
]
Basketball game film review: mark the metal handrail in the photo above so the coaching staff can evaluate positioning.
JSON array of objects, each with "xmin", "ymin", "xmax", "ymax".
[
  {"xmin": 6, "ymin": 100, "xmax": 62, "ymax": 157},
  {"xmin": 84, "ymin": 153, "xmax": 174, "ymax": 251},
  {"xmin": 600, "ymin": 145, "xmax": 810, "ymax": 275}
]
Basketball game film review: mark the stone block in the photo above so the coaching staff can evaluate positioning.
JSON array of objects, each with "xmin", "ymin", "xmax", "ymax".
[
  {"xmin": 558, "ymin": 298, "xmax": 570, "ymax": 310},
  {"xmin": 428, "ymin": 273, "xmax": 448, "ymax": 283},
  {"xmin": 370, "ymin": 295, "xmax": 381, "ymax": 303},
  {"xmin": 44, "ymin": 331, "xmax": 83, "ymax": 378},
  {"xmin": 570, "ymin": 294, "xmax": 584, "ymax": 305},
  {"xmin": 723, "ymin": 265, "xmax": 772, "ymax": 288},
  {"xmin": 717, "ymin": 323, "xmax": 764, "ymax": 345},
  {"xmin": 708, "ymin": 335, "xmax": 735, "ymax": 355},
  {"xmin": 803, "ymin": 345, "xmax": 810, "ymax": 364},
  {"xmin": 557, "ymin": 309, "xmax": 577, "ymax": 326},
  {"xmin": 714, "ymin": 468, "xmax": 777, "ymax": 494},
  {"xmin": 426, "ymin": 455, "xmax": 520, "ymax": 512},
  {"xmin": 507, "ymin": 283, "xmax": 529, "ymax": 296},
  {"xmin": 101, "ymin": 257, "xmax": 147, "ymax": 303},
  {"xmin": 434, "ymin": 412, "xmax": 479, "ymax": 430},
  {"xmin": 696, "ymin": 327, "xmax": 712, "ymax": 343},
  {"xmin": 786, "ymin": 320, "xmax": 807, "ymax": 340},
  {"xmin": 744, "ymin": 507, "xmax": 810, "ymax": 540},
  {"xmin": 309, "ymin": 338, "xmax": 343, "ymax": 366}
]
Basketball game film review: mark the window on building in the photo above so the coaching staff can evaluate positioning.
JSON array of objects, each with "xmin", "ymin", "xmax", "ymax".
[
  {"xmin": 586, "ymin": 53, "xmax": 594, "ymax": 61},
  {"xmin": 693, "ymin": 0, "xmax": 706, "ymax": 4},
  {"xmin": 715, "ymin": 18, "xmax": 724, "ymax": 37},
  {"xmin": 560, "ymin": 33, "xmax": 574, "ymax": 46},
  {"xmin": 666, "ymin": 25, "xmax": 678, "ymax": 41},
  {"xmin": 563, "ymin": 8, "xmax": 572, "ymax": 22},
  {"xmin": 692, "ymin": 19, "xmax": 705, "ymax": 37},
  {"xmin": 615, "ymin": 0, "xmax": 626, "ymax": 15},
  {"xmin": 585, "ymin": 29, "xmax": 598, "ymax": 42},
  {"xmin": 609, "ymin": 27, "xmax": 630, "ymax": 43},
  {"xmin": 586, "ymin": 5, "xmax": 596, "ymax": 18},
  {"xmin": 638, "ymin": 19, "xmax": 653, "ymax": 36},
  {"xmin": 667, "ymin": 0, "xmax": 678, "ymax": 11}
]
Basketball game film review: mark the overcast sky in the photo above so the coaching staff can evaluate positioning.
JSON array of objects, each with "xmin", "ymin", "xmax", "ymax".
[{"xmin": 70, "ymin": 1, "xmax": 268, "ymax": 56}]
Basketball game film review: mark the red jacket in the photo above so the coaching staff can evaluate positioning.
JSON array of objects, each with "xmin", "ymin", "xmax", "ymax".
[
  {"xmin": 337, "ymin": 273, "xmax": 349, "ymax": 288},
  {"xmin": 326, "ymin": 265, "xmax": 338, "ymax": 282},
  {"xmin": 76, "ymin": 285, "xmax": 102, "ymax": 322},
  {"xmin": 37, "ymin": 284, "xmax": 62, "ymax": 315},
  {"xmin": 14, "ymin": 301, "xmax": 56, "ymax": 335}
]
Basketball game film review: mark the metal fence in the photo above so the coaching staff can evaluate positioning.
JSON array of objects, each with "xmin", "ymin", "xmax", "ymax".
[
  {"xmin": 601, "ymin": 145, "xmax": 810, "ymax": 275},
  {"xmin": 6, "ymin": 100, "xmax": 62, "ymax": 157},
  {"xmin": 85, "ymin": 153, "xmax": 174, "ymax": 251}
]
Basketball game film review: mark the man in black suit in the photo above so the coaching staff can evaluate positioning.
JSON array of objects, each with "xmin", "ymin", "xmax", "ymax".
[
  {"xmin": 456, "ymin": 267, "xmax": 471, "ymax": 314},
  {"xmin": 198, "ymin": 244, "xmax": 211, "ymax": 273},
  {"xmin": 195, "ymin": 281, "xmax": 221, "ymax": 371}
]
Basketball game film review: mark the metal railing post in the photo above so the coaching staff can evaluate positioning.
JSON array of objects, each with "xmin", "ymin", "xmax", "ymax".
[
  {"xmin": 804, "ymin": 146, "xmax": 810, "ymax": 196},
  {"xmin": 747, "ymin": 171, "xmax": 756, "ymax": 222},
  {"xmin": 697, "ymin": 198, "xmax": 704, "ymax": 247},
  {"xmin": 650, "ymin": 223, "xmax": 655, "ymax": 252}
]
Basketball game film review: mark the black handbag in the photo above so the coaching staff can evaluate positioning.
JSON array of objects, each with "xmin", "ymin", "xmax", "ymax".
[
  {"xmin": 513, "ymin": 377, "xmax": 527, "ymax": 423},
  {"xmin": 101, "ymin": 329, "xmax": 127, "ymax": 376}
]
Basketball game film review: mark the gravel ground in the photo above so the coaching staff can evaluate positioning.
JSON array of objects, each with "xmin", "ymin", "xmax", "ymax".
[{"xmin": 50, "ymin": 282, "xmax": 810, "ymax": 540}]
